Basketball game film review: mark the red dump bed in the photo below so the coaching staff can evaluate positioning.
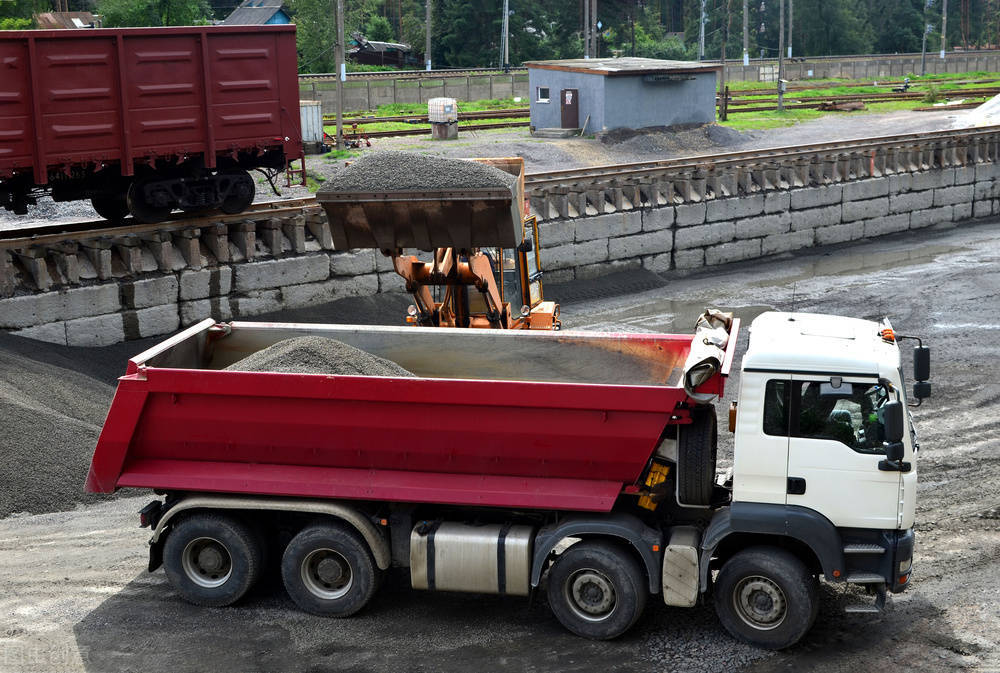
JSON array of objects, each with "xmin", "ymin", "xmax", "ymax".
[
  {"xmin": 0, "ymin": 25, "xmax": 300, "ymax": 184},
  {"xmin": 87, "ymin": 319, "xmax": 738, "ymax": 512}
]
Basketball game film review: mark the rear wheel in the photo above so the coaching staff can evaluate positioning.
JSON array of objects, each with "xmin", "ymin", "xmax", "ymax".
[
  {"xmin": 546, "ymin": 540, "xmax": 647, "ymax": 640},
  {"xmin": 713, "ymin": 546, "xmax": 818, "ymax": 650},
  {"xmin": 91, "ymin": 195, "xmax": 129, "ymax": 222},
  {"xmin": 677, "ymin": 405, "xmax": 718, "ymax": 506},
  {"xmin": 162, "ymin": 513, "xmax": 263, "ymax": 607},
  {"xmin": 281, "ymin": 523, "xmax": 378, "ymax": 617}
]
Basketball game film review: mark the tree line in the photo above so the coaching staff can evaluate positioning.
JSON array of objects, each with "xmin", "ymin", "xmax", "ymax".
[{"xmin": 3, "ymin": 0, "xmax": 1000, "ymax": 73}]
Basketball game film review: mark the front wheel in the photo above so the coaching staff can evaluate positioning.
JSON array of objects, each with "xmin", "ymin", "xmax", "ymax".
[
  {"xmin": 546, "ymin": 540, "xmax": 647, "ymax": 640},
  {"xmin": 713, "ymin": 546, "xmax": 818, "ymax": 650},
  {"xmin": 280, "ymin": 523, "xmax": 378, "ymax": 617},
  {"xmin": 162, "ymin": 514, "xmax": 263, "ymax": 607}
]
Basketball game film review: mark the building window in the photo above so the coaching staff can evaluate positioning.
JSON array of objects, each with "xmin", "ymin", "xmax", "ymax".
[{"xmin": 536, "ymin": 87, "xmax": 550, "ymax": 103}]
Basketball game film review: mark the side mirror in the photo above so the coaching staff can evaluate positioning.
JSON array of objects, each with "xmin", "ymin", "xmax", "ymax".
[
  {"xmin": 913, "ymin": 346, "xmax": 930, "ymax": 382},
  {"xmin": 913, "ymin": 381, "xmax": 931, "ymax": 400},
  {"xmin": 882, "ymin": 400, "xmax": 904, "ymax": 443},
  {"xmin": 517, "ymin": 237, "xmax": 533, "ymax": 253},
  {"xmin": 885, "ymin": 441, "xmax": 905, "ymax": 462}
]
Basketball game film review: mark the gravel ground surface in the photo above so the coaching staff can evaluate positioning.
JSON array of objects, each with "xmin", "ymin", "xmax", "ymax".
[
  {"xmin": 318, "ymin": 151, "xmax": 516, "ymax": 193},
  {"xmin": 224, "ymin": 335, "xmax": 414, "ymax": 377},
  {"xmin": 0, "ymin": 108, "xmax": 965, "ymax": 229},
  {"xmin": 0, "ymin": 219, "xmax": 998, "ymax": 672}
]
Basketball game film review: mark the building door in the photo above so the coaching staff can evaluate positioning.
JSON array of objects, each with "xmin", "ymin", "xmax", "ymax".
[{"xmin": 560, "ymin": 89, "xmax": 579, "ymax": 128}]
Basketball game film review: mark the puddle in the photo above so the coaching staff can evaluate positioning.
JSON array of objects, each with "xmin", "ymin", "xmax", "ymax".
[{"xmin": 568, "ymin": 299, "xmax": 773, "ymax": 334}]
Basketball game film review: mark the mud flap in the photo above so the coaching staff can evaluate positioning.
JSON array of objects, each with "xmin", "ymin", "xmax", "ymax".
[{"xmin": 148, "ymin": 537, "xmax": 165, "ymax": 572}]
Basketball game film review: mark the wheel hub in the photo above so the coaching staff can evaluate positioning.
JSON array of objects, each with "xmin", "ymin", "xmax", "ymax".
[
  {"xmin": 301, "ymin": 548, "xmax": 353, "ymax": 599},
  {"xmin": 567, "ymin": 569, "xmax": 616, "ymax": 621},
  {"xmin": 734, "ymin": 576, "xmax": 787, "ymax": 630},
  {"xmin": 181, "ymin": 537, "xmax": 233, "ymax": 588}
]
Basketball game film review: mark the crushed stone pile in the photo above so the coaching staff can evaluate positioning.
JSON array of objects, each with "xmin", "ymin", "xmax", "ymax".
[
  {"xmin": 224, "ymin": 336, "xmax": 414, "ymax": 377},
  {"xmin": 319, "ymin": 151, "xmax": 517, "ymax": 193},
  {"xmin": 598, "ymin": 123, "xmax": 748, "ymax": 155}
]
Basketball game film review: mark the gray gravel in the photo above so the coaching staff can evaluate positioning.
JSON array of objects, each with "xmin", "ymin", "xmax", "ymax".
[
  {"xmin": 319, "ymin": 151, "xmax": 517, "ymax": 193},
  {"xmin": 224, "ymin": 335, "xmax": 414, "ymax": 377}
]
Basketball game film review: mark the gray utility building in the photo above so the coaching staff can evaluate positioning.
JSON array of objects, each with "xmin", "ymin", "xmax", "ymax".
[{"xmin": 524, "ymin": 57, "xmax": 720, "ymax": 133}]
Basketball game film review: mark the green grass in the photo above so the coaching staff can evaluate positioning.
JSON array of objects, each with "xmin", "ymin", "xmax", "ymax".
[
  {"xmin": 325, "ymin": 116, "xmax": 527, "ymax": 134},
  {"xmin": 323, "ymin": 148, "xmax": 361, "ymax": 160},
  {"xmin": 718, "ymin": 109, "xmax": 827, "ymax": 131},
  {"xmin": 725, "ymin": 70, "xmax": 1000, "ymax": 94},
  {"xmin": 344, "ymin": 97, "xmax": 526, "ymax": 118}
]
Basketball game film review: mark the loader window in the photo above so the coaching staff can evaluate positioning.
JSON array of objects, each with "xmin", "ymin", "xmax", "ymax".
[
  {"xmin": 487, "ymin": 247, "xmax": 523, "ymax": 306},
  {"xmin": 792, "ymin": 381, "xmax": 889, "ymax": 454}
]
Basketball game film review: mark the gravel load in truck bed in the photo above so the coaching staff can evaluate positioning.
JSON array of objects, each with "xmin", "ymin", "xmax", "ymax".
[
  {"xmin": 318, "ymin": 151, "xmax": 517, "ymax": 193},
  {"xmin": 224, "ymin": 336, "xmax": 414, "ymax": 377}
]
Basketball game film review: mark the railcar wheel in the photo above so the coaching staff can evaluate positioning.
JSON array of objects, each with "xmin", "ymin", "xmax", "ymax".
[
  {"xmin": 281, "ymin": 523, "xmax": 378, "ymax": 617},
  {"xmin": 546, "ymin": 541, "xmax": 647, "ymax": 640},
  {"xmin": 162, "ymin": 514, "xmax": 263, "ymax": 607},
  {"xmin": 219, "ymin": 170, "xmax": 255, "ymax": 214},
  {"xmin": 127, "ymin": 182, "xmax": 172, "ymax": 223},
  {"xmin": 91, "ymin": 195, "xmax": 129, "ymax": 222},
  {"xmin": 713, "ymin": 546, "xmax": 818, "ymax": 650}
]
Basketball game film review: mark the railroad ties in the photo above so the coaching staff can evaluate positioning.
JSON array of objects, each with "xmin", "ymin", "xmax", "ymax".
[{"xmin": 523, "ymin": 127, "xmax": 1000, "ymax": 222}]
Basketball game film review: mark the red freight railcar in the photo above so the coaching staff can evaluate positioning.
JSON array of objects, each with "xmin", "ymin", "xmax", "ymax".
[{"xmin": 0, "ymin": 25, "xmax": 302, "ymax": 221}]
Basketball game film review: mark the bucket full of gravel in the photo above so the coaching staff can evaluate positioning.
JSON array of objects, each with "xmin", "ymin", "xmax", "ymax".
[
  {"xmin": 316, "ymin": 151, "xmax": 523, "ymax": 250},
  {"xmin": 224, "ymin": 336, "xmax": 414, "ymax": 378}
]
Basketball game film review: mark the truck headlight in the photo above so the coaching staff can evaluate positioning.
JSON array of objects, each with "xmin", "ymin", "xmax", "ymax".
[{"xmin": 898, "ymin": 557, "xmax": 912, "ymax": 573}]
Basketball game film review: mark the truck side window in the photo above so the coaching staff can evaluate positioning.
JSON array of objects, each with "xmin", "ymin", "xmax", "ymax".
[
  {"xmin": 792, "ymin": 381, "xmax": 888, "ymax": 454},
  {"xmin": 762, "ymin": 380, "xmax": 791, "ymax": 436}
]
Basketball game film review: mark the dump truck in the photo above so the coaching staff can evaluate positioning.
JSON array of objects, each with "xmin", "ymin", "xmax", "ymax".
[
  {"xmin": 87, "ymin": 310, "xmax": 930, "ymax": 649},
  {"xmin": 317, "ymin": 156, "xmax": 559, "ymax": 330}
]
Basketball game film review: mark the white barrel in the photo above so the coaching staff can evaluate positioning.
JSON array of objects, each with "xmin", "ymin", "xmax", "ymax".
[
  {"xmin": 428, "ymin": 97, "xmax": 458, "ymax": 123},
  {"xmin": 299, "ymin": 100, "xmax": 323, "ymax": 151}
]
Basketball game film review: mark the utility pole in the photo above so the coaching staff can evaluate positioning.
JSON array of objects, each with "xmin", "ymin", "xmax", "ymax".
[
  {"xmin": 335, "ymin": 0, "xmax": 344, "ymax": 150},
  {"xmin": 742, "ymin": 0, "xmax": 749, "ymax": 65},
  {"xmin": 941, "ymin": 0, "xmax": 948, "ymax": 58},
  {"xmin": 501, "ymin": 0, "xmax": 510, "ymax": 70},
  {"xmin": 699, "ymin": 0, "xmax": 707, "ymax": 59},
  {"xmin": 583, "ymin": 0, "xmax": 590, "ymax": 58},
  {"xmin": 777, "ymin": 0, "xmax": 785, "ymax": 111},
  {"xmin": 787, "ymin": 0, "xmax": 793, "ymax": 58},
  {"xmin": 921, "ymin": 0, "xmax": 931, "ymax": 76},
  {"xmin": 425, "ymin": 0, "xmax": 432, "ymax": 70},
  {"xmin": 721, "ymin": 0, "xmax": 731, "ymax": 121},
  {"xmin": 591, "ymin": 0, "xmax": 598, "ymax": 59}
]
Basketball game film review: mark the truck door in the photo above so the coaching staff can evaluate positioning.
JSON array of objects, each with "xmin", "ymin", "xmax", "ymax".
[{"xmin": 785, "ymin": 376, "xmax": 901, "ymax": 529}]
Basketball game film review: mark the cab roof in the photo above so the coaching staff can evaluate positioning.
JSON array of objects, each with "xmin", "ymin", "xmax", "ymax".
[{"xmin": 743, "ymin": 311, "xmax": 899, "ymax": 376}]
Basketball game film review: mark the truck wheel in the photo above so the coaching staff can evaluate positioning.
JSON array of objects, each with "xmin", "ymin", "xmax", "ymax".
[
  {"xmin": 713, "ymin": 546, "xmax": 818, "ymax": 650},
  {"xmin": 281, "ymin": 523, "xmax": 377, "ymax": 617},
  {"xmin": 162, "ymin": 514, "xmax": 263, "ymax": 607},
  {"xmin": 677, "ymin": 406, "xmax": 718, "ymax": 506},
  {"xmin": 546, "ymin": 540, "xmax": 647, "ymax": 640}
]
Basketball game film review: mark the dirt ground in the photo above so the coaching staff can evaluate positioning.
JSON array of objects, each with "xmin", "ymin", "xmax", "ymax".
[{"xmin": 1, "ymin": 219, "xmax": 998, "ymax": 672}]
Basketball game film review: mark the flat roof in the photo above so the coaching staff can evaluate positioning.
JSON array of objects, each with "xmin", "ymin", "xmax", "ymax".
[{"xmin": 523, "ymin": 57, "xmax": 721, "ymax": 76}]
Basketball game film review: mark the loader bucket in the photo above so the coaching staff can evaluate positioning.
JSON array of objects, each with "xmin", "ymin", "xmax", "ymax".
[{"xmin": 316, "ymin": 157, "xmax": 526, "ymax": 251}]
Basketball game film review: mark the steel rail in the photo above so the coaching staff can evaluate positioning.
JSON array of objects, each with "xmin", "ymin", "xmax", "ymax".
[{"xmin": 330, "ymin": 108, "xmax": 530, "ymax": 124}]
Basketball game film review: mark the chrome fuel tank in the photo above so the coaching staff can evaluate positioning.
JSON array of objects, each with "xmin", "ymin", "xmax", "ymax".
[{"xmin": 410, "ymin": 522, "xmax": 534, "ymax": 596}]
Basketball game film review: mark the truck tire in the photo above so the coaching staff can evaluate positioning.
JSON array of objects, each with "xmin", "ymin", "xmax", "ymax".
[
  {"xmin": 677, "ymin": 405, "xmax": 718, "ymax": 506},
  {"xmin": 546, "ymin": 540, "xmax": 647, "ymax": 640},
  {"xmin": 281, "ymin": 523, "xmax": 378, "ymax": 617},
  {"xmin": 713, "ymin": 546, "xmax": 819, "ymax": 650},
  {"xmin": 162, "ymin": 513, "xmax": 263, "ymax": 607}
]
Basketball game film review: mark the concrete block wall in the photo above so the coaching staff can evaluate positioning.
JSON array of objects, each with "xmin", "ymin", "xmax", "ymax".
[{"xmin": 535, "ymin": 163, "xmax": 1000, "ymax": 282}]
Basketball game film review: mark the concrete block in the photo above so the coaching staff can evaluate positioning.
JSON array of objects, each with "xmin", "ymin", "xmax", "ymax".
[
  {"xmin": 973, "ymin": 200, "xmax": 993, "ymax": 218},
  {"xmin": 282, "ymin": 275, "xmax": 379, "ymax": 309},
  {"xmin": 538, "ymin": 220, "xmax": 575, "ymax": 246},
  {"xmin": 762, "ymin": 230, "xmax": 814, "ymax": 256},
  {"xmin": 124, "ymin": 305, "xmax": 180, "ymax": 339},
  {"xmin": 764, "ymin": 191, "xmax": 790, "ymax": 214},
  {"xmin": 674, "ymin": 222, "xmax": 735, "ymax": 250},
  {"xmin": 674, "ymin": 249, "xmax": 705, "ymax": 270},
  {"xmin": 576, "ymin": 212, "xmax": 641, "ymax": 241},
  {"xmin": 674, "ymin": 203, "xmax": 707, "ymax": 226},
  {"xmin": 544, "ymin": 268, "xmax": 575, "ymax": 284},
  {"xmin": 542, "ymin": 239, "xmax": 609, "ymax": 270},
  {"xmin": 65, "ymin": 313, "xmax": 125, "ymax": 347},
  {"xmin": 888, "ymin": 174, "xmax": 912, "ymax": 194},
  {"xmin": 735, "ymin": 212, "xmax": 791, "ymax": 239},
  {"xmin": 642, "ymin": 252, "xmax": 672, "ymax": 273},
  {"xmin": 791, "ymin": 204, "xmax": 842, "ymax": 231},
  {"xmin": 843, "ymin": 178, "xmax": 889, "ymax": 201},
  {"xmin": 608, "ymin": 230, "xmax": 673, "ymax": 260},
  {"xmin": 0, "ymin": 283, "xmax": 119, "ymax": 328},
  {"xmin": 122, "ymin": 276, "xmax": 178, "ymax": 309},
  {"xmin": 180, "ymin": 299, "xmax": 211, "ymax": 326},
  {"xmin": 706, "ymin": 194, "xmax": 764, "ymax": 222},
  {"xmin": 911, "ymin": 206, "xmax": 952, "ymax": 229},
  {"xmin": 842, "ymin": 197, "xmax": 889, "ymax": 223},
  {"xmin": 863, "ymin": 214, "xmax": 910, "ymax": 238},
  {"xmin": 178, "ymin": 267, "xmax": 232, "ymax": 300},
  {"xmin": 12, "ymin": 321, "xmax": 67, "ymax": 345},
  {"xmin": 790, "ymin": 185, "xmax": 842, "ymax": 210},
  {"xmin": 233, "ymin": 255, "xmax": 330, "ymax": 292},
  {"xmin": 705, "ymin": 239, "xmax": 762, "ymax": 266},
  {"xmin": 954, "ymin": 166, "xmax": 976, "ymax": 185},
  {"xmin": 377, "ymin": 271, "xmax": 406, "ymax": 293},
  {"xmin": 933, "ymin": 184, "xmax": 974, "ymax": 207},
  {"xmin": 973, "ymin": 179, "xmax": 1000, "ymax": 201},
  {"xmin": 910, "ymin": 169, "xmax": 954, "ymax": 191},
  {"xmin": 576, "ymin": 259, "xmax": 641, "ymax": 280},
  {"xmin": 975, "ymin": 163, "xmax": 1000, "ymax": 181},
  {"xmin": 375, "ymin": 251, "xmax": 396, "ymax": 273},
  {"xmin": 815, "ymin": 221, "xmax": 864, "ymax": 246},
  {"xmin": 641, "ymin": 207, "xmax": 675, "ymax": 231},
  {"xmin": 953, "ymin": 202, "xmax": 973, "ymax": 221},
  {"xmin": 889, "ymin": 190, "xmax": 933, "ymax": 214},
  {"xmin": 231, "ymin": 289, "xmax": 283, "ymax": 317},
  {"xmin": 330, "ymin": 250, "xmax": 376, "ymax": 276}
]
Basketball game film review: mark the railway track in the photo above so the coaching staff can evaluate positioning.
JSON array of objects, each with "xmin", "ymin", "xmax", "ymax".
[{"xmin": 329, "ymin": 108, "xmax": 530, "ymax": 124}]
